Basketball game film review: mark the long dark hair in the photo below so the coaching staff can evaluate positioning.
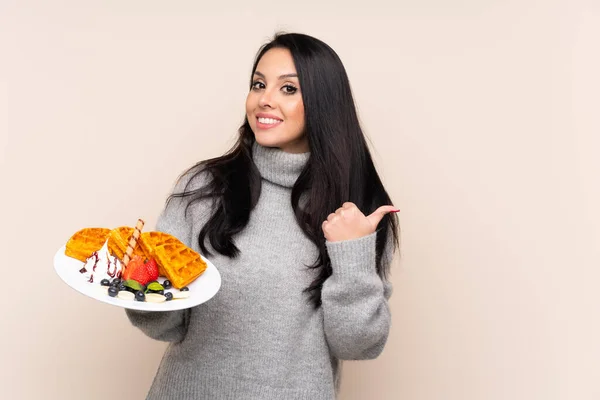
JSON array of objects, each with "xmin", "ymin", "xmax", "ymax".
[{"xmin": 169, "ymin": 32, "xmax": 399, "ymax": 307}]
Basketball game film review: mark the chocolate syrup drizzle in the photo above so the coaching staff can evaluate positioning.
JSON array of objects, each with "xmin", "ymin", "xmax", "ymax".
[
  {"xmin": 80, "ymin": 252, "xmax": 121, "ymax": 283},
  {"xmin": 107, "ymin": 256, "xmax": 119, "ymax": 278},
  {"xmin": 80, "ymin": 251, "xmax": 99, "ymax": 275}
]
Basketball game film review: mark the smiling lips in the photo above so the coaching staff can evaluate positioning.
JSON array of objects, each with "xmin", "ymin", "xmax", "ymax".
[{"xmin": 255, "ymin": 114, "xmax": 283, "ymax": 130}]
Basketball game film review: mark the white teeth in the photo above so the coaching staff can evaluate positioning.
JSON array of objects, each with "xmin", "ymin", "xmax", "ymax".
[{"xmin": 258, "ymin": 117, "xmax": 281, "ymax": 125}]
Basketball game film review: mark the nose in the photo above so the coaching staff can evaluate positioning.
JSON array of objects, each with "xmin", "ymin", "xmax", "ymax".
[{"xmin": 258, "ymin": 88, "xmax": 275, "ymax": 109}]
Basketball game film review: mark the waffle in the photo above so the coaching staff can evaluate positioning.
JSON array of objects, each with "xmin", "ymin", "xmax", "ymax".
[
  {"xmin": 65, "ymin": 228, "xmax": 112, "ymax": 262},
  {"xmin": 139, "ymin": 232, "xmax": 180, "ymax": 276},
  {"xmin": 107, "ymin": 226, "xmax": 149, "ymax": 262},
  {"xmin": 66, "ymin": 225, "xmax": 207, "ymax": 289},
  {"xmin": 144, "ymin": 232, "xmax": 207, "ymax": 289}
]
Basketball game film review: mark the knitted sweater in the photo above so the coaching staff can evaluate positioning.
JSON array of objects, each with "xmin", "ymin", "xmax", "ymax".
[{"xmin": 125, "ymin": 143, "xmax": 393, "ymax": 400}]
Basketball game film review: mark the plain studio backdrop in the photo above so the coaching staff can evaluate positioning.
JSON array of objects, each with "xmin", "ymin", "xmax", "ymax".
[{"xmin": 1, "ymin": 1, "xmax": 599, "ymax": 399}]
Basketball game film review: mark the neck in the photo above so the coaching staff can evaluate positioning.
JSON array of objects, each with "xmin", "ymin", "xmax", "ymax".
[{"xmin": 252, "ymin": 142, "xmax": 310, "ymax": 188}]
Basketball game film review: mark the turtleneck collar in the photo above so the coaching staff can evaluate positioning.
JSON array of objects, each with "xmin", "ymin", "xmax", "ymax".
[{"xmin": 252, "ymin": 142, "xmax": 310, "ymax": 188}]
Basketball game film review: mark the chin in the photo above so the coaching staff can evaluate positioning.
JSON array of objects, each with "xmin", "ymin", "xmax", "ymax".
[
  {"xmin": 253, "ymin": 130, "xmax": 307, "ymax": 153},
  {"xmin": 254, "ymin": 134, "xmax": 283, "ymax": 149}
]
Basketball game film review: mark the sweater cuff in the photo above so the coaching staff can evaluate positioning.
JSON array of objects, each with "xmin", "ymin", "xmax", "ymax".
[{"xmin": 325, "ymin": 232, "xmax": 377, "ymax": 275}]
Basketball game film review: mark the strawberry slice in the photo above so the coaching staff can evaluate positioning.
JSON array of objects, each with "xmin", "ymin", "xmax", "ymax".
[
  {"xmin": 128, "ymin": 268, "xmax": 153, "ymax": 286},
  {"xmin": 122, "ymin": 255, "xmax": 152, "ymax": 284},
  {"xmin": 144, "ymin": 258, "xmax": 159, "ymax": 282}
]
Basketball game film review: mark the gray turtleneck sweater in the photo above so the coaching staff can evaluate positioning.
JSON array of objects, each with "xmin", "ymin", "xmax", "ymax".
[{"xmin": 125, "ymin": 143, "xmax": 393, "ymax": 400}]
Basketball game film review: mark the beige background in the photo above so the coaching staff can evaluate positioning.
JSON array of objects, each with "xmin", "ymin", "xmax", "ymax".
[{"xmin": 1, "ymin": 0, "xmax": 599, "ymax": 399}]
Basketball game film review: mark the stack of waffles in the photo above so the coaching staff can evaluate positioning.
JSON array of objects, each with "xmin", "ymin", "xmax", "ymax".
[{"xmin": 65, "ymin": 226, "xmax": 206, "ymax": 289}]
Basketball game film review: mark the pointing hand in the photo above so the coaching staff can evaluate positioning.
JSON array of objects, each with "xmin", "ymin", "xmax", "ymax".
[{"xmin": 322, "ymin": 202, "xmax": 399, "ymax": 242}]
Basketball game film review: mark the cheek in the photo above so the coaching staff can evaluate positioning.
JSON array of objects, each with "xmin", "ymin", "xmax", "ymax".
[
  {"xmin": 245, "ymin": 94, "xmax": 253, "ymax": 116},
  {"xmin": 288, "ymin": 99, "xmax": 305, "ymax": 126},
  {"xmin": 298, "ymin": 103, "xmax": 305, "ymax": 125},
  {"xmin": 296, "ymin": 103, "xmax": 306, "ymax": 131}
]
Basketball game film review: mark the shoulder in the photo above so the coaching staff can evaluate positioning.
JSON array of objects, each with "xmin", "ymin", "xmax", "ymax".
[
  {"xmin": 160, "ymin": 164, "xmax": 215, "ymax": 219},
  {"xmin": 172, "ymin": 164, "xmax": 214, "ymax": 195},
  {"xmin": 156, "ymin": 164, "xmax": 215, "ymax": 237}
]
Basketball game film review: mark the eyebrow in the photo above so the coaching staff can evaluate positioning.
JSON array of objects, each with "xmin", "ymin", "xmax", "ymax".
[{"xmin": 254, "ymin": 70, "xmax": 298, "ymax": 80}]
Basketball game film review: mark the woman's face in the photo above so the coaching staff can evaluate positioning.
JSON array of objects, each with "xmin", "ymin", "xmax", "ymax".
[{"xmin": 246, "ymin": 48, "xmax": 308, "ymax": 154}]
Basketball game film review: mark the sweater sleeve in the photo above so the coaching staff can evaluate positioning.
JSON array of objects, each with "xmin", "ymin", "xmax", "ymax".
[
  {"xmin": 322, "ymin": 231, "xmax": 394, "ymax": 360},
  {"xmin": 125, "ymin": 169, "xmax": 207, "ymax": 343}
]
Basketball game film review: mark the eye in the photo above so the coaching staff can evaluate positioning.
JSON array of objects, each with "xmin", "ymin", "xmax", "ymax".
[
  {"xmin": 251, "ymin": 81, "xmax": 265, "ymax": 91},
  {"xmin": 282, "ymin": 84, "xmax": 298, "ymax": 95}
]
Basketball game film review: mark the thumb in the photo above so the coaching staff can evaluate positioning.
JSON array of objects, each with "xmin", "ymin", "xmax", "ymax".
[{"xmin": 366, "ymin": 205, "xmax": 399, "ymax": 228}]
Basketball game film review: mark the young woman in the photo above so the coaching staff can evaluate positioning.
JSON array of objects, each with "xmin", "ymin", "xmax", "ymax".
[{"xmin": 126, "ymin": 32, "xmax": 400, "ymax": 400}]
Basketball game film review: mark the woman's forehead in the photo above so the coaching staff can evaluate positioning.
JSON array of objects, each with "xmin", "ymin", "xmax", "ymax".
[{"xmin": 255, "ymin": 48, "xmax": 297, "ymax": 78}]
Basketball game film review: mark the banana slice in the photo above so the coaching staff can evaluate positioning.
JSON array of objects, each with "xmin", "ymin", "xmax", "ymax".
[
  {"xmin": 173, "ymin": 291, "xmax": 191, "ymax": 299},
  {"xmin": 117, "ymin": 291, "xmax": 135, "ymax": 301},
  {"xmin": 145, "ymin": 293, "xmax": 166, "ymax": 303}
]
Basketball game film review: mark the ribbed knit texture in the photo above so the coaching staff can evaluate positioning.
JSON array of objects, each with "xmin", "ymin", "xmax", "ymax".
[{"xmin": 125, "ymin": 142, "xmax": 393, "ymax": 399}]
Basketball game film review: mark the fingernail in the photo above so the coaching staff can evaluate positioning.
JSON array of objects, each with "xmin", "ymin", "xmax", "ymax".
[{"xmin": 391, "ymin": 209, "xmax": 400, "ymax": 213}]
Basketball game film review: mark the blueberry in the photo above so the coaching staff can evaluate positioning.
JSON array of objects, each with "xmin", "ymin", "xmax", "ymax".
[
  {"xmin": 135, "ymin": 291, "xmax": 145, "ymax": 302},
  {"xmin": 118, "ymin": 283, "xmax": 127, "ymax": 292},
  {"xmin": 111, "ymin": 278, "xmax": 122, "ymax": 286},
  {"xmin": 164, "ymin": 292, "xmax": 173, "ymax": 301},
  {"xmin": 180, "ymin": 286, "xmax": 189, "ymax": 292},
  {"xmin": 163, "ymin": 280, "xmax": 172, "ymax": 289},
  {"xmin": 100, "ymin": 279, "xmax": 110, "ymax": 287},
  {"xmin": 108, "ymin": 287, "xmax": 118, "ymax": 297}
]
